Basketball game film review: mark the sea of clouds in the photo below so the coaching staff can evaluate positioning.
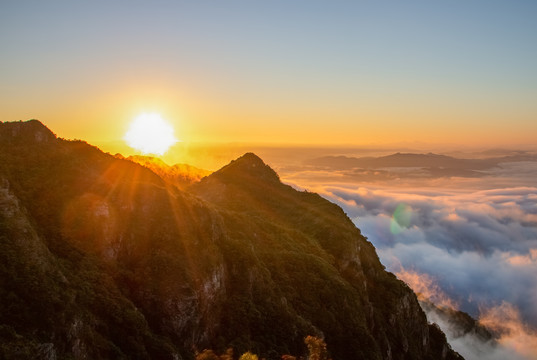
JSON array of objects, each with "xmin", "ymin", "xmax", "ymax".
[{"xmin": 279, "ymin": 160, "xmax": 537, "ymax": 360}]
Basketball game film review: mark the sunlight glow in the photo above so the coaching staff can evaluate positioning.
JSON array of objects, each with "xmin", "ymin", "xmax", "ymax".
[{"xmin": 124, "ymin": 113, "xmax": 178, "ymax": 155}]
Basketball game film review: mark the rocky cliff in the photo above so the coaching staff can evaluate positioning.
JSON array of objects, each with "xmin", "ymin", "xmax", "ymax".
[{"xmin": 0, "ymin": 120, "xmax": 462, "ymax": 360}]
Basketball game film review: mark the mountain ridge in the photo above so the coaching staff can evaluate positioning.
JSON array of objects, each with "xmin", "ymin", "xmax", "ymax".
[
  {"xmin": 306, "ymin": 152, "xmax": 537, "ymax": 171},
  {"xmin": 0, "ymin": 120, "xmax": 463, "ymax": 360},
  {"xmin": 306, "ymin": 153, "xmax": 494, "ymax": 170},
  {"xmin": 124, "ymin": 154, "xmax": 211, "ymax": 189}
]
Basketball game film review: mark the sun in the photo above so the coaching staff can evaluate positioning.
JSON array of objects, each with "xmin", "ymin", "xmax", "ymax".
[{"xmin": 124, "ymin": 113, "xmax": 178, "ymax": 155}]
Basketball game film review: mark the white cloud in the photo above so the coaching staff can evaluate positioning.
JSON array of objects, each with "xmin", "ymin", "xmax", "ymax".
[{"xmin": 282, "ymin": 172, "xmax": 537, "ymax": 360}]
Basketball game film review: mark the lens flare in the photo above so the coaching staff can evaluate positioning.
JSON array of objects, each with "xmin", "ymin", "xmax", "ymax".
[{"xmin": 390, "ymin": 203, "xmax": 412, "ymax": 234}]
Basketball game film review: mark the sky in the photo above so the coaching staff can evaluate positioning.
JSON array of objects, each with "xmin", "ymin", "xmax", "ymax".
[
  {"xmin": 1, "ymin": 0, "xmax": 537, "ymax": 150},
  {"xmin": 2, "ymin": 2, "xmax": 537, "ymax": 358}
]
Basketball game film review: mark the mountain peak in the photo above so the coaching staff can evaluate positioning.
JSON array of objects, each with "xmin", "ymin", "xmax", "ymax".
[
  {"xmin": 212, "ymin": 152, "xmax": 280, "ymax": 183},
  {"xmin": 1, "ymin": 123, "xmax": 463, "ymax": 360},
  {"xmin": 126, "ymin": 154, "xmax": 210, "ymax": 189},
  {"xmin": 232, "ymin": 152, "xmax": 268, "ymax": 168},
  {"xmin": 0, "ymin": 119, "xmax": 56, "ymax": 144}
]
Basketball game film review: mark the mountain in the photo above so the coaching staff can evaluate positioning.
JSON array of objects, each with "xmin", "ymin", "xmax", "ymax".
[
  {"xmin": 306, "ymin": 153, "xmax": 497, "ymax": 171},
  {"xmin": 0, "ymin": 120, "xmax": 462, "ymax": 360},
  {"xmin": 302, "ymin": 152, "xmax": 537, "ymax": 181},
  {"xmin": 307, "ymin": 152, "xmax": 537, "ymax": 172},
  {"xmin": 124, "ymin": 155, "xmax": 210, "ymax": 189},
  {"xmin": 419, "ymin": 301, "xmax": 493, "ymax": 344}
]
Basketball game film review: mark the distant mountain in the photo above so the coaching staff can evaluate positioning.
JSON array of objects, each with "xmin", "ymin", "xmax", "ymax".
[
  {"xmin": 124, "ymin": 155, "xmax": 210, "ymax": 189},
  {"xmin": 303, "ymin": 152, "xmax": 537, "ymax": 181},
  {"xmin": 306, "ymin": 153, "xmax": 497, "ymax": 171},
  {"xmin": 0, "ymin": 120, "xmax": 462, "ymax": 360},
  {"xmin": 419, "ymin": 301, "xmax": 493, "ymax": 344}
]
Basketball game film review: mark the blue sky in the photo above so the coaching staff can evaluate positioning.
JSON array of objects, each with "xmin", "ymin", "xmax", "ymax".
[{"xmin": 1, "ymin": 1, "xmax": 536, "ymax": 146}]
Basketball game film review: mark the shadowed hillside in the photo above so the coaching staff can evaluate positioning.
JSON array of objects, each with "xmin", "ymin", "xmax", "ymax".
[{"xmin": 0, "ymin": 120, "xmax": 462, "ymax": 360}]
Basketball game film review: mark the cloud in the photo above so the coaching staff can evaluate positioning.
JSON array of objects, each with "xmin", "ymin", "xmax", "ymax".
[
  {"xmin": 479, "ymin": 302, "xmax": 537, "ymax": 360},
  {"xmin": 396, "ymin": 269, "xmax": 537, "ymax": 360},
  {"xmin": 339, "ymin": 186, "xmax": 537, "ymax": 325},
  {"xmin": 282, "ymin": 171, "xmax": 537, "ymax": 360},
  {"xmin": 396, "ymin": 268, "xmax": 459, "ymax": 310},
  {"xmin": 504, "ymin": 249, "xmax": 537, "ymax": 266},
  {"xmin": 318, "ymin": 185, "xmax": 537, "ymax": 254},
  {"xmin": 430, "ymin": 304, "xmax": 534, "ymax": 360}
]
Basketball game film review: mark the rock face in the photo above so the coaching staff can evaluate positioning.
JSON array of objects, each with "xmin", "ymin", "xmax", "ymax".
[{"xmin": 0, "ymin": 120, "xmax": 463, "ymax": 360}]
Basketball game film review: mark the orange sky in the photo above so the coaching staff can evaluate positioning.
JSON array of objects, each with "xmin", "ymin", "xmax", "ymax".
[{"xmin": 1, "ymin": 2, "xmax": 536, "ymax": 153}]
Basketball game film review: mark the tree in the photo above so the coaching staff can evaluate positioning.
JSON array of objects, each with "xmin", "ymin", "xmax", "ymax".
[
  {"xmin": 196, "ymin": 349, "xmax": 220, "ymax": 360},
  {"xmin": 196, "ymin": 348, "xmax": 234, "ymax": 360},
  {"xmin": 304, "ymin": 336, "xmax": 329, "ymax": 360},
  {"xmin": 239, "ymin": 351, "xmax": 259, "ymax": 360},
  {"xmin": 281, "ymin": 355, "xmax": 297, "ymax": 360},
  {"xmin": 220, "ymin": 348, "xmax": 234, "ymax": 360}
]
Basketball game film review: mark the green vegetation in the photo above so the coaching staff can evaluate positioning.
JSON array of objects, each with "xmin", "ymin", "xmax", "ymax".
[
  {"xmin": 238, "ymin": 351, "xmax": 258, "ymax": 360},
  {"xmin": 195, "ymin": 336, "xmax": 329, "ymax": 360},
  {"xmin": 304, "ymin": 336, "xmax": 330, "ymax": 360},
  {"xmin": 0, "ymin": 121, "xmax": 463, "ymax": 360}
]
